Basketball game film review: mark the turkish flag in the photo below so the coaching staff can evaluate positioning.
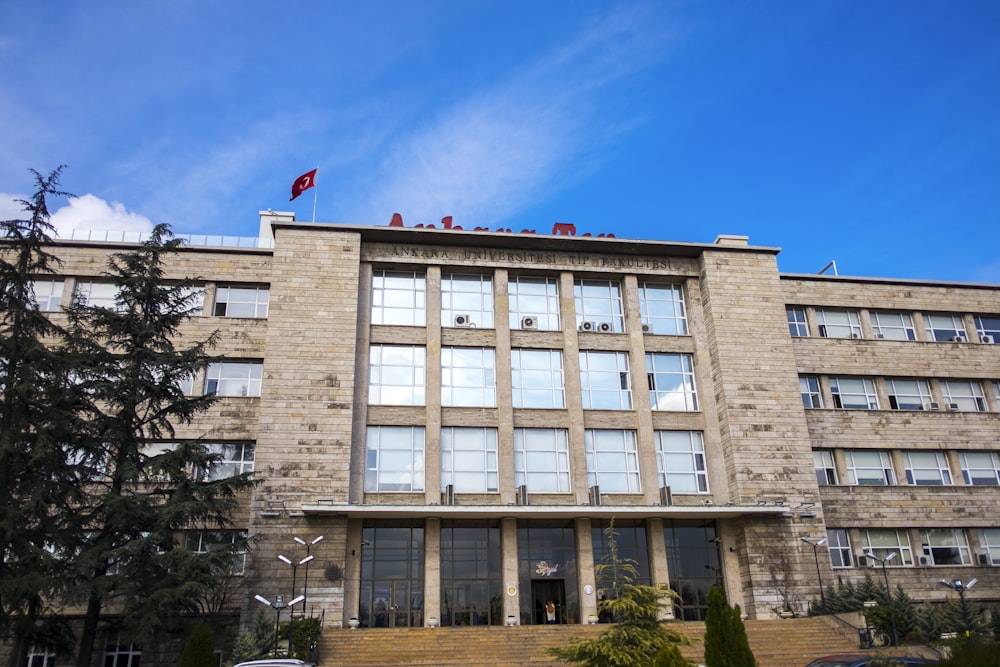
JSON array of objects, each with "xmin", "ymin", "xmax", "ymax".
[{"xmin": 290, "ymin": 168, "xmax": 318, "ymax": 201}]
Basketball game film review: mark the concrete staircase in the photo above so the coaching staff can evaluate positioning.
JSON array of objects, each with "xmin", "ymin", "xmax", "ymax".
[{"xmin": 315, "ymin": 617, "xmax": 863, "ymax": 667}]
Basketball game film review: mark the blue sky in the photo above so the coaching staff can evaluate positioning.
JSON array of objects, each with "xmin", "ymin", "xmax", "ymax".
[{"xmin": 1, "ymin": 1, "xmax": 998, "ymax": 282}]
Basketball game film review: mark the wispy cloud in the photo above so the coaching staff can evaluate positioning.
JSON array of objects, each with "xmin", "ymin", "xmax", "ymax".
[{"xmin": 1, "ymin": 191, "xmax": 153, "ymax": 237}]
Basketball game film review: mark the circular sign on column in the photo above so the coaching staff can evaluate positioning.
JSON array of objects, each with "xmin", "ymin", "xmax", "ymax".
[
  {"xmin": 584, "ymin": 584, "xmax": 594, "ymax": 596},
  {"xmin": 507, "ymin": 585, "xmax": 517, "ymax": 596}
]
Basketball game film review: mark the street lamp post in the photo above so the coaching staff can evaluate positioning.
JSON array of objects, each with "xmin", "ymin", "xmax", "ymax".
[
  {"xmin": 860, "ymin": 550, "xmax": 899, "ymax": 646},
  {"xmin": 801, "ymin": 536, "xmax": 828, "ymax": 612},
  {"xmin": 939, "ymin": 577, "xmax": 978, "ymax": 636},
  {"xmin": 254, "ymin": 594, "xmax": 305, "ymax": 656},
  {"xmin": 278, "ymin": 552, "xmax": 316, "ymax": 618},
  {"xmin": 294, "ymin": 535, "xmax": 324, "ymax": 616}
]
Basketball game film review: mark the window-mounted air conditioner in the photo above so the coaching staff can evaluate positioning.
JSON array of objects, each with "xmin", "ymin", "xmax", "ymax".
[
  {"xmin": 978, "ymin": 553, "xmax": 990, "ymax": 566},
  {"xmin": 443, "ymin": 484, "xmax": 456, "ymax": 506},
  {"xmin": 875, "ymin": 333, "xmax": 885, "ymax": 339},
  {"xmin": 947, "ymin": 403, "xmax": 960, "ymax": 411},
  {"xmin": 516, "ymin": 485, "xmax": 528, "ymax": 506},
  {"xmin": 454, "ymin": 314, "xmax": 473, "ymax": 327},
  {"xmin": 851, "ymin": 333, "xmax": 861, "ymax": 339},
  {"xmin": 926, "ymin": 402, "xmax": 940, "ymax": 410},
  {"xmin": 579, "ymin": 321, "xmax": 597, "ymax": 332},
  {"xmin": 588, "ymin": 485, "xmax": 601, "ymax": 506},
  {"xmin": 952, "ymin": 335, "xmax": 968, "ymax": 343},
  {"xmin": 521, "ymin": 316, "xmax": 538, "ymax": 330},
  {"xmin": 597, "ymin": 322, "xmax": 613, "ymax": 333},
  {"xmin": 981, "ymin": 335, "xmax": 996, "ymax": 344},
  {"xmin": 659, "ymin": 486, "xmax": 673, "ymax": 506},
  {"xmin": 641, "ymin": 323, "xmax": 652, "ymax": 333},
  {"xmin": 919, "ymin": 556, "xmax": 929, "ymax": 566}
]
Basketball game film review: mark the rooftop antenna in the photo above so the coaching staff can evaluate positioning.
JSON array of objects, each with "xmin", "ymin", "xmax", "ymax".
[{"xmin": 818, "ymin": 260, "xmax": 838, "ymax": 276}]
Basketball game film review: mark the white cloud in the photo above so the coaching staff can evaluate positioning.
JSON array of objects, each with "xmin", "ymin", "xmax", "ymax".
[
  {"xmin": 0, "ymin": 193, "xmax": 26, "ymax": 221},
  {"xmin": 49, "ymin": 194, "xmax": 154, "ymax": 237}
]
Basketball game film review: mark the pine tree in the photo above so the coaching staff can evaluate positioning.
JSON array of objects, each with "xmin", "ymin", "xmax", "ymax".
[
  {"xmin": 179, "ymin": 623, "xmax": 216, "ymax": 667},
  {"xmin": 0, "ymin": 167, "xmax": 88, "ymax": 666},
  {"xmin": 59, "ymin": 224, "xmax": 258, "ymax": 666},
  {"xmin": 704, "ymin": 585, "xmax": 756, "ymax": 667}
]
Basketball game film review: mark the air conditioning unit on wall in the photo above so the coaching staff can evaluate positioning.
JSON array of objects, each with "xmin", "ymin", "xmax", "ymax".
[
  {"xmin": 454, "ymin": 314, "xmax": 473, "ymax": 327},
  {"xmin": 597, "ymin": 322, "xmax": 613, "ymax": 333},
  {"xmin": 579, "ymin": 321, "xmax": 596, "ymax": 332},
  {"xmin": 521, "ymin": 316, "xmax": 537, "ymax": 329}
]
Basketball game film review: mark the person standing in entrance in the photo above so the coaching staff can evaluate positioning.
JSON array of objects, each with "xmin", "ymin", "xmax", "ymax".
[{"xmin": 546, "ymin": 600, "xmax": 556, "ymax": 624}]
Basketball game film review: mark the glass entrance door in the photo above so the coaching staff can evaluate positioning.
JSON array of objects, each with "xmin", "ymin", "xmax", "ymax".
[
  {"xmin": 369, "ymin": 580, "xmax": 421, "ymax": 627},
  {"xmin": 531, "ymin": 579, "xmax": 566, "ymax": 624}
]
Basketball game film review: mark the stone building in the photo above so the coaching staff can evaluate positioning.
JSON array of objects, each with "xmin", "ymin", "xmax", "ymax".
[{"xmin": 14, "ymin": 210, "xmax": 1000, "ymax": 660}]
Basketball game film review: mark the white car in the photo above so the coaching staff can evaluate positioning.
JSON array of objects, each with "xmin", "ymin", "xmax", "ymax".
[{"xmin": 234, "ymin": 660, "xmax": 315, "ymax": 667}]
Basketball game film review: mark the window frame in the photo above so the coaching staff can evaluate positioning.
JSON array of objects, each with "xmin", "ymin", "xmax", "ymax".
[
  {"xmin": 800, "ymin": 376, "xmax": 823, "ymax": 409},
  {"xmin": 204, "ymin": 361, "xmax": 263, "ymax": 397},
  {"xmin": 371, "ymin": 270, "xmax": 426, "ymax": 326},
  {"xmin": 816, "ymin": 309, "xmax": 863, "ymax": 339},
  {"xmin": 920, "ymin": 528, "xmax": 971, "ymax": 566},
  {"xmin": 368, "ymin": 344, "xmax": 426, "ymax": 406},
  {"xmin": 924, "ymin": 313, "xmax": 967, "ymax": 342},
  {"xmin": 978, "ymin": 528, "xmax": 1000, "ymax": 565},
  {"xmin": 903, "ymin": 451, "xmax": 952, "ymax": 486},
  {"xmin": 974, "ymin": 315, "xmax": 1000, "ymax": 343},
  {"xmin": 364, "ymin": 425, "xmax": 425, "ymax": 492},
  {"xmin": 584, "ymin": 429, "xmax": 641, "ymax": 494},
  {"xmin": 870, "ymin": 311, "xmax": 916, "ymax": 341},
  {"xmin": 814, "ymin": 450, "xmax": 838, "ymax": 485},
  {"xmin": 74, "ymin": 280, "xmax": 119, "ymax": 309},
  {"xmin": 440, "ymin": 427, "xmax": 498, "ymax": 493},
  {"xmin": 959, "ymin": 451, "xmax": 1000, "ymax": 486},
  {"xmin": 212, "ymin": 284, "xmax": 268, "ymax": 318},
  {"xmin": 786, "ymin": 307, "xmax": 809, "ymax": 337},
  {"xmin": 441, "ymin": 273, "xmax": 494, "ymax": 329},
  {"xmin": 441, "ymin": 347, "xmax": 496, "ymax": 407},
  {"xmin": 646, "ymin": 352, "xmax": 698, "ymax": 411},
  {"xmin": 845, "ymin": 450, "xmax": 896, "ymax": 486},
  {"xmin": 827, "ymin": 528, "xmax": 853, "ymax": 568},
  {"xmin": 654, "ymin": 430, "xmax": 708, "ymax": 494},
  {"xmin": 510, "ymin": 348, "xmax": 565, "ymax": 409},
  {"xmin": 830, "ymin": 377, "xmax": 879, "ymax": 410},
  {"xmin": 30, "ymin": 279, "xmax": 64, "ymax": 312},
  {"xmin": 639, "ymin": 282, "xmax": 687, "ymax": 335},
  {"xmin": 886, "ymin": 378, "xmax": 933, "ymax": 411},
  {"xmin": 940, "ymin": 380, "xmax": 987, "ymax": 412},
  {"xmin": 185, "ymin": 529, "xmax": 249, "ymax": 574},
  {"xmin": 513, "ymin": 428, "xmax": 571, "ymax": 493},
  {"xmin": 198, "ymin": 442, "xmax": 255, "ymax": 481},
  {"xmin": 861, "ymin": 529, "xmax": 913, "ymax": 566},
  {"xmin": 579, "ymin": 351, "xmax": 632, "ymax": 410},
  {"xmin": 574, "ymin": 279, "xmax": 624, "ymax": 333},
  {"xmin": 508, "ymin": 275, "xmax": 560, "ymax": 331}
]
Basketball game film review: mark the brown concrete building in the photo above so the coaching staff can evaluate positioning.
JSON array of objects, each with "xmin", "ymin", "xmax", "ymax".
[{"xmin": 18, "ymin": 211, "xmax": 1000, "ymax": 661}]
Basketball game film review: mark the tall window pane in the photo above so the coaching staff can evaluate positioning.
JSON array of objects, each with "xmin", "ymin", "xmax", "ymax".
[
  {"xmin": 442, "ymin": 273, "xmax": 493, "ymax": 329},
  {"xmin": 372, "ymin": 270, "xmax": 426, "ymax": 326},
  {"xmin": 639, "ymin": 283, "xmax": 687, "ymax": 335}
]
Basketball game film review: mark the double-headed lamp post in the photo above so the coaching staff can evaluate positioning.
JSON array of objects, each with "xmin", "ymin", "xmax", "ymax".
[
  {"xmin": 278, "ymin": 554, "xmax": 315, "ymax": 621},
  {"xmin": 939, "ymin": 577, "xmax": 977, "ymax": 636},
  {"xmin": 861, "ymin": 550, "xmax": 899, "ymax": 646},
  {"xmin": 801, "ymin": 536, "xmax": 828, "ymax": 612},
  {"xmin": 254, "ymin": 594, "xmax": 305, "ymax": 656},
  {"xmin": 293, "ymin": 535, "xmax": 324, "ymax": 616}
]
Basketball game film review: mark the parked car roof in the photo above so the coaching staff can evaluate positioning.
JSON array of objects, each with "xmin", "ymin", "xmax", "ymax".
[
  {"xmin": 233, "ymin": 660, "xmax": 315, "ymax": 667},
  {"xmin": 805, "ymin": 655, "xmax": 937, "ymax": 667}
]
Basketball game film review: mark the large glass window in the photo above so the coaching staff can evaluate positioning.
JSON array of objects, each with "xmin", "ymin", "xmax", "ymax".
[
  {"xmin": 861, "ymin": 529, "xmax": 913, "ymax": 566},
  {"xmin": 975, "ymin": 315, "xmax": 1000, "ymax": 343},
  {"xmin": 372, "ymin": 270, "xmax": 425, "ymax": 326},
  {"xmin": 441, "ymin": 427, "xmax": 498, "ymax": 493},
  {"xmin": 787, "ymin": 307, "xmax": 808, "ymax": 337},
  {"xmin": 978, "ymin": 529, "xmax": 1000, "ymax": 565},
  {"xmin": 924, "ymin": 313, "xmax": 967, "ymax": 342},
  {"xmin": 585, "ymin": 430, "xmax": 640, "ymax": 493},
  {"xmin": 940, "ymin": 380, "xmax": 986, "ymax": 412},
  {"xmin": 213, "ymin": 285, "xmax": 268, "ymax": 318},
  {"xmin": 508, "ymin": 276, "xmax": 559, "ymax": 331},
  {"xmin": 871, "ymin": 311, "xmax": 916, "ymax": 341},
  {"xmin": 103, "ymin": 632, "xmax": 141, "ymax": 667},
  {"xmin": 639, "ymin": 283, "xmax": 687, "ymax": 335},
  {"xmin": 198, "ymin": 442, "xmax": 255, "ymax": 481},
  {"xmin": 830, "ymin": 377, "xmax": 878, "ymax": 410},
  {"xmin": 827, "ymin": 529, "xmax": 852, "ymax": 568},
  {"xmin": 441, "ymin": 347, "xmax": 495, "ymax": 407},
  {"xmin": 25, "ymin": 647, "xmax": 55, "ymax": 667},
  {"xmin": 920, "ymin": 529, "xmax": 971, "ymax": 566},
  {"xmin": 654, "ymin": 431, "xmax": 708, "ymax": 493},
  {"xmin": 513, "ymin": 428, "xmax": 571, "ymax": 493},
  {"xmin": 663, "ymin": 520, "xmax": 720, "ymax": 621},
  {"xmin": 903, "ymin": 451, "xmax": 952, "ymax": 485},
  {"xmin": 800, "ymin": 376, "xmax": 823, "ymax": 409},
  {"xmin": 516, "ymin": 521, "xmax": 578, "ymax": 626},
  {"xmin": 365, "ymin": 426, "xmax": 425, "ymax": 492},
  {"xmin": 592, "ymin": 520, "xmax": 651, "ymax": 591},
  {"xmin": 205, "ymin": 361, "xmax": 263, "ymax": 397},
  {"xmin": 580, "ymin": 351, "xmax": 632, "ymax": 410},
  {"xmin": 74, "ymin": 281, "xmax": 118, "ymax": 309},
  {"xmin": 816, "ymin": 309, "xmax": 862, "ymax": 338},
  {"xmin": 886, "ymin": 379, "xmax": 932, "ymax": 410},
  {"xmin": 440, "ymin": 521, "xmax": 502, "ymax": 626},
  {"xmin": 959, "ymin": 451, "xmax": 1000, "ymax": 486},
  {"xmin": 845, "ymin": 450, "xmax": 895, "ymax": 486},
  {"xmin": 441, "ymin": 273, "xmax": 494, "ymax": 329},
  {"xmin": 185, "ymin": 529, "xmax": 248, "ymax": 574},
  {"xmin": 646, "ymin": 353, "xmax": 698, "ymax": 411},
  {"xmin": 814, "ymin": 450, "xmax": 838, "ymax": 485},
  {"xmin": 360, "ymin": 522, "xmax": 424, "ymax": 628},
  {"xmin": 574, "ymin": 279, "xmax": 624, "ymax": 333},
  {"xmin": 30, "ymin": 279, "xmax": 63, "ymax": 312},
  {"xmin": 369, "ymin": 345, "xmax": 426, "ymax": 405},
  {"xmin": 511, "ymin": 349, "xmax": 565, "ymax": 408}
]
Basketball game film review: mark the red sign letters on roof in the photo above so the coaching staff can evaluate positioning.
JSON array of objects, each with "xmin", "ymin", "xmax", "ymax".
[{"xmin": 387, "ymin": 213, "xmax": 613, "ymax": 238}]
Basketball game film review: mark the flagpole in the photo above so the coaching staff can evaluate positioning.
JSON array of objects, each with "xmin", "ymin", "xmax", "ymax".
[{"xmin": 311, "ymin": 166, "xmax": 319, "ymax": 223}]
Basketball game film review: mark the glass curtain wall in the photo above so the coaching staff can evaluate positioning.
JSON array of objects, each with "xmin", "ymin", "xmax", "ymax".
[
  {"xmin": 359, "ymin": 521, "xmax": 424, "ymax": 627},
  {"xmin": 664, "ymin": 520, "xmax": 720, "ymax": 620},
  {"xmin": 440, "ymin": 520, "xmax": 503, "ymax": 626}
]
